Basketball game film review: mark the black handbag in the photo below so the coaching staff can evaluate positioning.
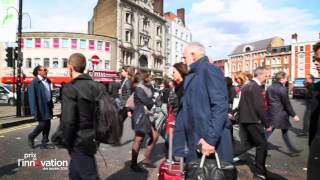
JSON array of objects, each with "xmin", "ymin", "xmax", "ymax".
[{"xmin": 186, "ymin": 153, "xmax": 236, "ymax": 180}]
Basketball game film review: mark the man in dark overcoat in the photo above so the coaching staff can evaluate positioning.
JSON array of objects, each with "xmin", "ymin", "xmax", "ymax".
[
  {"xmin": 28, "ymin": 65, "xmax": 54, "ymax": 148},
  {"xmin": 173, "ymin": 42, "xmax": 233, "ymax": 163}
]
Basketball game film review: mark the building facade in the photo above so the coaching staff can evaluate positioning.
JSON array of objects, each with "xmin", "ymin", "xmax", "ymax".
[
  {"xmin": 212, "ymin": 58, "xmax": 228, "ymax": 76},
  {"xmin": 291, "ymin": 40, "xmax": 319, "ymax": 81},
  {"xmin": 228, "ymin": 37, "xmax": 284, "ymax": 78},
  {"xmin": 164, "ymin": 9, "xmax": 192, "ymax": 76},
  {"xmin": 90, "ymin": 0, "xmax": 167, "ymax": 77},
  {"xmin": 265, "ymin": 45, "xmax": 292, "ymax": 80},
  {"xmin": 0, "ymin": 32, "xmax": 117, "ymax": 84}
]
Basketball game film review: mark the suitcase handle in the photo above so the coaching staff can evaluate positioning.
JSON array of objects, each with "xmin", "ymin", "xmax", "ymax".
[
  {"xmin": 168, "ymin": 124, "xmax": 184, "ymax": 173},
  {"xmin": 200, "ymin": 152, "xmax": 222, "ymax": 169}
]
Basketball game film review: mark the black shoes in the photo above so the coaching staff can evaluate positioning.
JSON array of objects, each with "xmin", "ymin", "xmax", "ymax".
[
  {"xmin": 28, "ymin": 135, "xmax": 35, "ymax": 149},
  {"xmin": 130, "ymin": 164, "xmax": 147, "ymax": 173},
  {"xmin": 288, "ymin": 149, "xmax": 302, "ymax": 157}
]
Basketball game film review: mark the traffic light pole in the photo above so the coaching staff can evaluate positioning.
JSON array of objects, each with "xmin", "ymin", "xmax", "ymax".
[{"xmin": 16, "ymin": 0, "xmax": 23, "ymax": 117}]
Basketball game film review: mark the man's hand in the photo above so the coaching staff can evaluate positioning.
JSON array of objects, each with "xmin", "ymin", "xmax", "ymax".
[
  {"xmin": 127, "ymin": 111, "xmax": 132, "ymax": 118},
  {"xmin": 293, "ymin": 115, "xmax": 300, "ymax": 122},
  {"xmin": 266, "ymin": 126, "xmax": 273, "ymax": 132},
  {"xmin": 198, "ymin": 138, "xmax": 215, "ymax": 156}
]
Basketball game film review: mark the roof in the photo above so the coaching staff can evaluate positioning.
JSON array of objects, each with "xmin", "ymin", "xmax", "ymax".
[
  {"xmin": 164, "ymin": 12, "xmax": 177, "ymax": 21},
  {"xmin": 229, "ymin": 37, "xmax": 282, "ymax": 56}
]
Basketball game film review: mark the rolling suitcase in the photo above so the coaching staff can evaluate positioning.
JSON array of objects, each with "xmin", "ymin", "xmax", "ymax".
[{"xmin": 158, "ymin": 123, "xmax": 184, "ymax": 180}]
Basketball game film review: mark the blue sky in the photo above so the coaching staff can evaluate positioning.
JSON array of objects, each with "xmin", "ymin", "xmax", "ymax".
[{"xmin": 23, "ymin": 0, "xmax": 320, "ymax": 58}]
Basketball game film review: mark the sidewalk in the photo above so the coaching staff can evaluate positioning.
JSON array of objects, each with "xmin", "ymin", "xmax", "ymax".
[{"xmin": 0, "ymin": 104, "xmax": 61, "ymax": 129}]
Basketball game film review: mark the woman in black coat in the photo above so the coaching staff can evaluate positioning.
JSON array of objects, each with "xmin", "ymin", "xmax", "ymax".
[
  {"xmin": 130, "ymin": 72, "xmax": 157, "ymax": 172},
  {"xmin": 266, "ymin": 71, "xmax": 301, "ymax": 155}
]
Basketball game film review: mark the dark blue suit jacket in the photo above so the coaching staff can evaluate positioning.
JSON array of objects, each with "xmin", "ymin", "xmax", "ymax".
[
  {"xmin": 173, "ymin": 56, "xmax": 233, "ymax": 163},
  {"xmin": 28, "ymin": 77, "xmax": 53, "ymax": 121}
]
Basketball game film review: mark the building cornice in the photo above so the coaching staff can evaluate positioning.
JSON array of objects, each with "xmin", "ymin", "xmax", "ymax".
[
  {"xmin": 121, "ymin": 0, "xmax": 166, "ymax": 23},
  {"xmin": 22, "ymin": 32, "xmax": 117, "ymax": 40}
]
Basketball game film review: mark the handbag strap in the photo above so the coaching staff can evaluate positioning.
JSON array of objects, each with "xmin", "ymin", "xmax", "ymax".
[{"xmin": 200, "ymin": 153, "xmax": 222, "ymax": 169}]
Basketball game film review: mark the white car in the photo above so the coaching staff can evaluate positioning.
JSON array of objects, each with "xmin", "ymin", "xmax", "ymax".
[{"xmin": 0, "ymin": 84, "xmax": 16, "ymax": 106}]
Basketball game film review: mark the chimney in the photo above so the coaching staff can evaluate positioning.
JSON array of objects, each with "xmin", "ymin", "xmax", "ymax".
[
  {"xmin": 291, "ymin": 33, "xmax": 298, "ymax": 43},
  {"xmin": 154, "ymin": 0, "xmax": 163, "ymax": 16},
  {"xmin": 177, "ymin": 8, "xmax": 185, "ymax": 27}
]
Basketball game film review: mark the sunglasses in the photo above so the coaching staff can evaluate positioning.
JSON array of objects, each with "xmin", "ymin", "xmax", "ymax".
[{"xmin": 39, "ymin": 68, "xmax": 48, "ymax": 72}]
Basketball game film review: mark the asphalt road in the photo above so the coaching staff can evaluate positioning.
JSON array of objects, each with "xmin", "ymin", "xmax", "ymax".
[{"xmin": 0, "ymin": 99, "xmax": 311, "ymax": 180}]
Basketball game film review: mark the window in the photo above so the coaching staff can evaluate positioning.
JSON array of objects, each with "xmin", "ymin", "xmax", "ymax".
[
  {"xmin": 71, "ymin": 39, "xmax": 77, "ymax": 49},
  {"xmin": 105, "ymin": 42, "xmax": 111, "ymax": 51},
  {"xmin": 89, "ymin": 40, "xmax": 95, "ymax": 50},
  {"xmin": 63, "ymin": 58, "xmax": 68, "ymax": 68},
  {"xmin": 26, "ymin": 39, "xmax": 33, "ymax": 48},
  {"xmin": 186, "ymin": 34, "xmax": 188, "ymax": 41},
  {"xmin": 284, "ymin": 56, "xmax": 288, "ymax": 64},
  {"xmin": 125, "ymin": 31, "xmax": 132, "ymax": 43},
  {"xmin": 53, "ymin": 38, "xmax": 59, "ymax": 48},
  {"xmin": 175, "ymin": 29, "xmax": 178, "ymax": 36},
  {"xmin": 300, "ymin": 46, "xmax": 304, "ymax": 52},
  {"xmin": 52, "ymin": 58, "xmax": 59, "ymax": 68},
  {"xmin": 105, "ymin": 60, "xmax": 110, "ymax": 70},
  {"xmin": 143, "ymin": 18, "xmax": 149, "ymax": 31},
  {"xmin": 34, "ymin": 58, "xmax": 41, "ymax": 67},
  {"xmin": 26, "ymin": 58, "xmax": 32, "ymax": 68},
  {"xmin": 43, "ymin": 38, "xmax": 50, "ymax": 48},
  {"xmin": 97, "ymin": 41, "xmax": 103, "ymax": 50},
  {"xmin": 125, "ymin": 13, "xmax": 132, "ymax": 24},
  {"xmin": 246, "ymin": 63, "xmax": 249, "ymax": 71},
  {"xmin": 180, "ymin": 44, "xmax": 183, "ymax": 52},
  {"xmin": 43, "ymin": 58, "xmax": 50, "ymax": 68},
  {"xmin": 80, "ymin": 39, "xmax": 86, "ymax": 49},
  {"xmin": 62, "ymin": 38, "xmax": 69, "ymax": 48},
  {"xmin": 175, "ymin": 42, "xmax": 178, "ymax": 51},
  {"xmin": 20, "ymin": 39, "xmax": 24, "ymax": 48},
  {"xmin": 181, "ymin": 32, "xmax": 184, "ymax": 39},
  {"xmin": 157, "ymin": 26, "xmax": 161, "ymax": 36},
  {"xmin": 35, "ymin": 38, "xmax": 41, "ymax": 48},
  {"xmin": 157, "ymin": 41, "xmax": 162, "ymax": 51}
]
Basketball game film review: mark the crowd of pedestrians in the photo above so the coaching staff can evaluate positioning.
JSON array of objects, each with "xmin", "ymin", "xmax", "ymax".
[{"xmin": 25, "ymin": 41, "xmax": 320, "ymax": 180}]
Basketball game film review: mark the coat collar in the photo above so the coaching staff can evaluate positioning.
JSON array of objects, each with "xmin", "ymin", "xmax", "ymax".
[
  {"xmin": 70, "ymin": 74, "xmax": 93, "ymax": 83},
  {"xmin": 189, "ymin": 56, "xmax": 209, "ymax": 73}
]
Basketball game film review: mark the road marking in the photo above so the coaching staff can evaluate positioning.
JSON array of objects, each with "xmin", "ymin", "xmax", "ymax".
[
  {"xmin": 16, "ymin": 137, "xmax": 21, "ymax": 140},
  {"xmin": 0, "ymin": 135, "xmax": 5, "ymax": 138},
  {"xmin": 0, "ymin": 123, "xmax": 37, "ymax": 135}
]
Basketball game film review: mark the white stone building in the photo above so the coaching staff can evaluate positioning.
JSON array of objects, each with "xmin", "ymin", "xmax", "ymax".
[
  {"xmin": 164, "ymin": 10, "xmax": 192, "ymax": 76},
  {"xmin": 90, "ymin": 0, "xmax": 167, "ymax": 77}
]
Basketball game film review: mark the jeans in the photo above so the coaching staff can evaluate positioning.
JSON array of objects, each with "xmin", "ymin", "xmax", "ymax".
[{"xmin": 266, "ymin": 128, "xmax": 298, "ymax": 152}]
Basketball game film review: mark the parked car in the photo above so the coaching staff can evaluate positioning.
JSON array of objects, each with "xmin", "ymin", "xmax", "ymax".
[
  {"xmin": 292, "ymin": 78, "xmax": 320, "ymax": 99},
  {"xmin": 52, "ymin": 89, "xmax": 60, "ymax": 103},
  {"xmin": 0, "ymin": 84, "xmax": 16, "ymax": 106}
]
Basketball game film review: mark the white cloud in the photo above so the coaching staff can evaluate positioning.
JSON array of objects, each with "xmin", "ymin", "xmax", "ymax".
[{"xmin": 188, "ymin": 0, "xmax": 320, "ymax": 58}]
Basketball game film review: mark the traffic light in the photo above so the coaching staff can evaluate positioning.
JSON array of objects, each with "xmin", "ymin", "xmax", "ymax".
[
  {"xmin": 5, "ymin": 47, "xmax": 13, "ymax": 67},
  {"xmin": 14, "ymin": 47, "xmax": 19, "ymax": 60}
]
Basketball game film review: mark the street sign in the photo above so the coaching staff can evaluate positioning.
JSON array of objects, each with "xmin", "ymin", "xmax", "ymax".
[{"xmin": 91, "ymin": 55, "xmax": 100, "ymax": 65}]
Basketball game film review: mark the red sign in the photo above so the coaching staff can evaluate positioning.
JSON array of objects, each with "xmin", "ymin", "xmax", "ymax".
[
  {"xmin": 91, "ymin": 55, "xmax": 100, "ymax": 65},
  {"xmin": 88, "ymin": 70, "xmax": 120, "ymax": 83}
]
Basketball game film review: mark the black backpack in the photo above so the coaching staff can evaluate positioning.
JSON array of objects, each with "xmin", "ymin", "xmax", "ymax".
[{"xmin": 94, "ymin": 83, "xmax": 121, "ymax": 145}]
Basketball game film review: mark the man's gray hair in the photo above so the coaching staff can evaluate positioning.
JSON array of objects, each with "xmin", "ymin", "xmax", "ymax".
[
  {"xmin": 253, "ymin": 67, "xmax": 266, "ymax": 77},
  {"xmin": 186, "ymin": 42, "xmax": 206, "ymax": 55}
]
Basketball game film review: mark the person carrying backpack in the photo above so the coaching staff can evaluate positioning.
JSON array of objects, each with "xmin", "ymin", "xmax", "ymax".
[{"xmin": 60, "ymin": 53, "xmax": 103, "ymax": 180}]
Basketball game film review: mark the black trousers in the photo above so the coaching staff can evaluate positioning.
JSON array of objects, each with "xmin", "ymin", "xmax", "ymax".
[
  {"xmin": 236, "ymin": 123, "xmax": 268, "ymax": 175},
  {"xmin": 119, "ymin": 107, "xmax": 128, "ymax": 136},
  {"xmin": 29, "ymin": 120, "xmax": 51, "ymax": 143},
  {"xmin": 307, "ymin": 136, "xmax": 320, "ymax": 180},
  {"xmin": 69, "ymin": 149, "xmax": 99, "ymax": 180}
]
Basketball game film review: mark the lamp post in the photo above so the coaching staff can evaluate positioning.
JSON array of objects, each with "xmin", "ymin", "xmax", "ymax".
[{"xmin": 16, "ymin": 0, "xmax": 23, "ymax": 117}]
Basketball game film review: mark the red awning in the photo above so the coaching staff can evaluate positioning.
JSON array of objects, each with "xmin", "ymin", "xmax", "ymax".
[{"xmin": 1, "ymin": 76, "xmax": 72, "ymax": 84}]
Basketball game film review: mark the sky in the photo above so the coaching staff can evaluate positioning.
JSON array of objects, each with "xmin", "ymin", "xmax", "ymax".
[{"xmin": 22, "ymin": 0, "xmax": 320, "ymax": 59}]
